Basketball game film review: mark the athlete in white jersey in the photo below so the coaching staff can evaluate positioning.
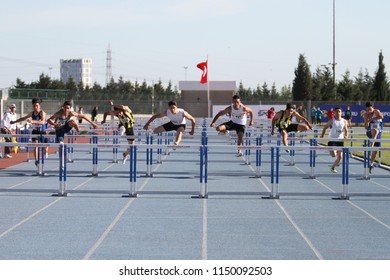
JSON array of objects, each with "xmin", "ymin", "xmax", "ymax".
[
  {"xmin": 320, "ymin": 107, "xmax": 349, "ymax": 173},
  {"xmin": 210, "ymin": 95, "xmax": 254, "ymax": 157},
  {"xmin": 143, "ymin": 100, "xmax": 195, "ymax": 145}
]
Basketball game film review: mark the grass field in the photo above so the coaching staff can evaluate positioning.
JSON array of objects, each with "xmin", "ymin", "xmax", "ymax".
[
  {"xmin": 316, "ymin": 128, "xmax": 389, "ymax": 167},
  {"xmin": 350, "ymin": 130, "xmax": 390, "ymax": 166}
]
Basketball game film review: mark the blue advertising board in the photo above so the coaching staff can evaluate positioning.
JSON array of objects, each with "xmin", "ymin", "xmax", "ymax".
[{"xmin": 317, "ymin": 104, "xmax": 390, "ymax": 125}]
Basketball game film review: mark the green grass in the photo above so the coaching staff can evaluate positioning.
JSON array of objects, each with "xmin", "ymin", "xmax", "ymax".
[
  {"xmin": 317, "ymin": 129, "xmax": 389, "ymax": 166},
  {"xmin": 350, "ymin": 130, "xmax": 390, "ymax": 166}
]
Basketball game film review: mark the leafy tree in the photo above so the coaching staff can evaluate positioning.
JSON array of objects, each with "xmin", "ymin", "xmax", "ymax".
[
  {"xmin": 372, "ymin": 50, "xmax": 389, "ymax": 101},
  {"xmin": 261, "ymin": 82, "xmax": 270, "ymax": 100},
  {"xmin": 270, "ymin": 83, "xmax": 279, "ymax": 100},
  {"xmin": 253, "ymin": 84, "xmax": 262, "ymax": 100},
  {"xmin": 292, "ymin": 54, "xmax": 312, "ymax": 101},
  {"xmin": 337, "ymin": 70, "xmax": 354, "ymax": 101},
  {"xmin": 280, "ymin": 85, "xmax": 292, "ymax": 100},
  {"xmin": 237, "ymin": 81, "xmax": 252, "ymax": 100},
  {"xmin": 353, "ymin": 69, "xmax": 373, "ymax": 102},
  {"xmin": 15, "ymin": 78, "xmax": 27, "ymax": 88}
]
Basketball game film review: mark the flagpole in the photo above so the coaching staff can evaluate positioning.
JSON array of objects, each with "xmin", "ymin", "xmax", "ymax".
[{"xmin": 207, "ymin": 55, "xmax": 210, "ymax": 118}]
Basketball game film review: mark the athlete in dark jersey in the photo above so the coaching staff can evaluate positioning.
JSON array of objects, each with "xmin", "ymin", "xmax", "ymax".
[
  {"xmin": 11, "ymin": 98, "xmax": 47, "ymax": 166},
  {"xmin": 47, "ymin": 100, "xmax": 98, "ymax": 143},
  {"xmin": 271, "ymin": 103, "xmax": 313, "ymax": 152},
  {"xmin": 101, "ymin": 101, "xmax": 135, "ymax": 164}
]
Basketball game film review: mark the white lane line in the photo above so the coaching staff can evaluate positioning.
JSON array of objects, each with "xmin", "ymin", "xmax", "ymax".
[
  {"xmin": 82, "ymin": 155, "xmax": 167, "ymax": 259},
  {"xmin": 246, "ymin": 163, "xmax": 324, "ymax": 260},
  {"xmin": 0, "ymin": 198, "xmax": 63, "ymax": 239},
  {"xmin": 347, "ymin": 201, "xmax": 390, "ymax": 230}
]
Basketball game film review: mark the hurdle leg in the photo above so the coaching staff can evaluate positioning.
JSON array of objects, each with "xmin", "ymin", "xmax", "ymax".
[
  {"xmin": 123, "ymin": 145, "xmax": 138, "ymax": 198},
  {"xmin": 36, "ymin": 146, "xmax": 47, "ymax": 176},
  {"xmin": 341, "ymin": 148, "xmax": 350, "ymax": 200},
  {"xmin": 195, "ymin": 145, "xmax": 208, "ymax": 198},
  {"xmin": 54, "ymin": 144, "xmax": 68, "ymax": 197},
  {"xmin": 255, "ymin": 137, "xmax": 262, "ymax": 178},
  {"xmin": 92, "ymin": 136, "xmax": 98, "ymax": 176},
  {"xmin": 263, "ymin": 147, "xmax": 279, "ymax": 199}
]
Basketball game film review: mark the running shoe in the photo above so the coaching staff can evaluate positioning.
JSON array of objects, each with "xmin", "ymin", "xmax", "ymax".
[
  {"xmin": 4, "ymin": 154, "xmax": 12, "ymax": 158},
  {"xmin": 369, "ymin": 164, "xmax": 374, "ymax": 174},
  {"xmin": 236, "ymin": 150, "xmax": 244, "ymax": 157},
  {"xmin": 122, "ymin": 153, "xmax": 129, "ymax": 164},
  {"xmin": 330, "ymin": 167, "xmax": 337, "ymax": 173}
]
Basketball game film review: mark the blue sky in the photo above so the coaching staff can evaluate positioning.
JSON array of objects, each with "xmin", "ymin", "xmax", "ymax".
[{"xmin": 1, "ymin": 0, "xmax": 389, "ymax": 90}]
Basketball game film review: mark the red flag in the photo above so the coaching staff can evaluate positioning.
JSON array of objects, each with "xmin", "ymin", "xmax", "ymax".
[{"xmin": 197, "ymin": 60, "xmax": 208, "ymax": 84}]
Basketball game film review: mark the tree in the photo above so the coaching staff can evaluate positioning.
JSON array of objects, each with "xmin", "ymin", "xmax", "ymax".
[
  {"xmin": 372, "ymin": 50, "xmax": 389, "ymax": 101},
  {"xmin": 354, "ymin": 69, "xmax": 373, "ymax": 102},
  {"xmin": 15, "ymin": 78, "xmax": 27, "ymax": 88},
  {"xmin": 292, "ymin": 54, "xmax": 312, "ymax": 101},
  {"xmin": 337, "ymin": 70, "xmax": 354, "ymax": 101},
  {"xmin": 261, "ymin": 82, "xmax": 270, "ymax": 100},
  {"xmin": 270, "ymin": 83, "xmax": 279, "ymax": 100},
  {"xmin": 237, "ymin": 81, "xmax": 252, "ymax": 100}
]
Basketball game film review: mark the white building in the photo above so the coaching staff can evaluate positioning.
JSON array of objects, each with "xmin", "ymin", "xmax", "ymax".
[{"xmin": 60, "ymin": 58, "xmax": 92, "ymax": 88}]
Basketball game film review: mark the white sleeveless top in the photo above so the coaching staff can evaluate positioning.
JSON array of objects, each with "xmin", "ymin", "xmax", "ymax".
[
  {"xmin": 368, "ymin": 112, "xmax": 383, "ymax": 132},
  {"xmin": 231, "ymin": 104, "xmax": 247, "ymax": 125},
  {"xmin": 329, "ymin": 118, "xmax": 346, "ymax": 139},
  {"xmin": 167, "ymin": 108, "xmax": 186, "ymax": 125}
]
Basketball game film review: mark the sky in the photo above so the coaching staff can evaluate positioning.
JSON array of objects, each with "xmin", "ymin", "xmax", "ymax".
[{"xmin": 1, "ymin": 0, "xmax": 389, "ymax": 91}]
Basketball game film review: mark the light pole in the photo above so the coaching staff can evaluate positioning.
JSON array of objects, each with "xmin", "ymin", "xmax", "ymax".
[{"xmin": 332, "ymin": 0, "xmax": 337, "ymax": 100}]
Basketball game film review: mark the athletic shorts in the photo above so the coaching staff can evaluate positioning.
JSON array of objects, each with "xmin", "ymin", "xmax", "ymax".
[
  {"xmin": 223, "ymin": 120, "xmax": 245, "ymax": 134},
  {"xmin": 55, "ymin": 123, "xmax": 73, "ymax": 143},
  {"xmin": 125, "ymin": 127, "xmax": 135, "ymax": 142},
  {"xmin": 278, "ymin": 123, "xmax": 299, "ymax": 133},
  {"xmin": 163, "ymin": 121, "xmax": 186, "ymax": 132},
  {"xmin": 328, "ymin": 141, "xmax": 344, "ymax": 147},
  {"xmin": 366, "ymin": 130, "xmax": 382, "ymax": 147},
  {"xmin": 31, "ymin": 129, "xmax": 46, "ymax": 142}
]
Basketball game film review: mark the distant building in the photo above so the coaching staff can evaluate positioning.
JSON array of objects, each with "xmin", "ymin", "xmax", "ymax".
[
  {"xmin": 60, "ymin": 58, "xmax": 92, "ymax": 88},
  {"xmin": 178, "ymin": 81, "xmax": 236, "ymax": 117}
]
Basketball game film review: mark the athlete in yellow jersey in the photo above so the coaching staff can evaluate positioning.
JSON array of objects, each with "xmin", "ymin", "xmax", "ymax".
[
  {"xmin": 271, "ymin": 103, "xmax": 313, "ymax": 152},
  {"xmin": 101, "ymin": 101, "xmax": 135, "ymax": 164}
]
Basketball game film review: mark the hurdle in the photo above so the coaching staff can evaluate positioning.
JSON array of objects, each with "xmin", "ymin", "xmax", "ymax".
[
  {"xmin": 1, "ymin": 131, "xmax": 388, "ymax": 199},
  {"xmin": 59, "ymin": 143, "xmax": 67, "ymax": 196},
  {"xmin": 122, "ymin": 143, "xmax": 208, "ymax": 198}
]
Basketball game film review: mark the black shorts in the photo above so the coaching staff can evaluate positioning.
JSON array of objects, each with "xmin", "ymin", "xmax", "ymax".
[
  {"xmin": 223, "ymin": 120, "xmax": 245, "ymax": 134},
  {"xmin": 163, "ymin": 121, "xmax": 186, "ymax": 132},
  {"xmin": 125, "ymin": 127, "xmax": 135, "ymax": 142},
  {"xmin": 328, "ymin": 141, "xmax": 344, "ymax": 147},
  {"xmin": 278, "ymin": 123, "xmax": 299, "ymax": 133},
  {"xmin": 31, "ymin": 129, "xmax": 46, "ymax": 142}
]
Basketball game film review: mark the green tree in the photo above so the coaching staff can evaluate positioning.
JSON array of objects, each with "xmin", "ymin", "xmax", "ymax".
[
  {"xmin": 354, "ymin": 69, "xmax": 373, "ymax": 102},
  {"xmin": 261, "ymin": 82, "xmax": 270, "ymax": 100},
  {"xmin": 292, "ymin": 54, "xmax": 312, "ymax": 101},
  {"xmin": 237, "ymin": 81, "xmax": 252, "ymax": 100},
  {"xmin": 270, "ymin": 83, "xmax": 279, "ymax": 100},
  {"xmin": 372, "ymin": 50, "xmax": 389, "ymax": 101},
  {"xmin": 15, "ymin": 78, "xmax": 27, "ymax": 88},
  {"xmin": 65, "ymin": 77, "xmax": 78, "ymax": 100},
  {"xmin": 280, "ymin": 85, "xmax": 292, "ymax": 100},
  {"xmin": 337, "ymin": 70, "xmax": 354, "ymax": 101}
]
